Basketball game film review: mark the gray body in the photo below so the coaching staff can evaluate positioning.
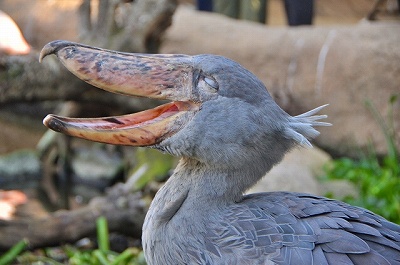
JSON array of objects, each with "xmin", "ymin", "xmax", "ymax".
[
  {"xmin": 38, "ymin": 42, "xmax": 400, "ymax": 265},
  {"xmin": 143, "ymin": 160, "xmax": 400, "ymax": 265},
  {"xmin": 142, "ymin": 55, "xmax": 400, "ymax": 265}
]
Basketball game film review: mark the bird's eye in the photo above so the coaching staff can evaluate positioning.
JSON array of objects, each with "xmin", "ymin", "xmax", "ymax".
[{"xmin": 204, "ymin": 76, "xmax": 219, "ymax": 91}]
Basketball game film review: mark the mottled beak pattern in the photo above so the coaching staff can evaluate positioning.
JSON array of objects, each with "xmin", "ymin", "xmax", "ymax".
[{"xmin": 40, "ymin": 40, "xmax": 199, "ymax": 146}]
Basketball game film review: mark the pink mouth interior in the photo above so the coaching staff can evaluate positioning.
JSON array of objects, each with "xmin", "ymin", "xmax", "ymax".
[{"xmin": 50, "ymin": 101, "xmax": 191, "ymax": 131}]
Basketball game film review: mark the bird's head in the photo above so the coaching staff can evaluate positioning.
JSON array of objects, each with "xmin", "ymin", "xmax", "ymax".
[{"xmin": 40, "ymin": 41, "xmax": 329, "ymax": 172}]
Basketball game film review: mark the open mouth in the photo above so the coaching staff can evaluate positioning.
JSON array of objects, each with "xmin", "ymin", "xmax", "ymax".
[{"xmin": 40, "ymin": 40, "xmax": 200, "ymax": 146}]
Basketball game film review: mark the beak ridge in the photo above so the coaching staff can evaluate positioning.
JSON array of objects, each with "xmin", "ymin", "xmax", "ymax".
[{"xmin": 39, "ymin": 40, "xmax": 194, "ymax": 101}]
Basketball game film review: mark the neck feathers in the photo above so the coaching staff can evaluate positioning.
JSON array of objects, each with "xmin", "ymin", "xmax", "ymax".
[{"xmin": 283, "ymin": 105, "xmax": 331, "ymax": 148}]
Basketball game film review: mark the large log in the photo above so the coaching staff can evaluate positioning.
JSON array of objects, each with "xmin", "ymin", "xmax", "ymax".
[
  {"xmin": 0, "ymin": 183, "xmax": 147, "ymax": 250},
  {"xmin": 162, "ymin": 7, "xmax": 400, "ymax": 156}
]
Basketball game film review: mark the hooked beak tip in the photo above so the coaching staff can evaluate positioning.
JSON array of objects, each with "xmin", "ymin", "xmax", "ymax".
[
  {"xmin": 39, "ymin": 40, "xmax": 75, "ymax": 63},
  {"xmin": 43, "ymin": 114, "xmax": 67, "ymax": 133}
]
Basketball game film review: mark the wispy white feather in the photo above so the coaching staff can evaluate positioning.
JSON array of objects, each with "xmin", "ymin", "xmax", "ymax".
[{"xmin": 284, "ymin": 104, "xmax": 331, "ymax": 147}]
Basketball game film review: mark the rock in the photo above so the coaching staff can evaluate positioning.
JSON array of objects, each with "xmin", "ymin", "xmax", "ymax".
[
  {"xmin": 0, "ymin": 0, "xmax": 80, "ymax": 49},
  {"xmin": 248, "ymin": 147, "xmax": 357, "ymax": 198},
  {"xmin": 0, "ymin": 149, "xmax": 41, "ymax": 189},
  {"xmin": 161, "ymin": 6, "xmax": 400, "ymax": 157},
  {"xmin": 319, "ymin": 179, "xmax": 359, "ymax": 200},
  {"xmin": 0, "ymin": 10, "xmax": 30, "ymax": 55},
  {"xmin": 71, "ymin": 145, "xmax": 124, "ymax": 191},
  {"xmin": 0, "ymin": 190, "xmax": 27, "ymax": 220}
]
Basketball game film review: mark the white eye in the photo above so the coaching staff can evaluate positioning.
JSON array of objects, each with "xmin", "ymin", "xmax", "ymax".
[{"xmin": 204, "ymin": 76, "xmax": 219, "ymax": 91}]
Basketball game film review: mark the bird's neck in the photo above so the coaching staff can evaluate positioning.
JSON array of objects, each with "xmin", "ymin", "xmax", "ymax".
[
  {"xmin": 147, "ymin": 153, "xmax": 287, "ymax": 225},
  {"xmin": 142, "ymin": 150, "xmax": 290, "ymax": 263},
  {"xmin": 169, "ymin": 158, "xmax": 266, "ymax": 202}
]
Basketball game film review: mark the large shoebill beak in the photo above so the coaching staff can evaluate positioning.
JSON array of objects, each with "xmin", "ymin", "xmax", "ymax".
[{"xmin": 39, "ymin": 40, "xmax": 199, "ymax": 146}]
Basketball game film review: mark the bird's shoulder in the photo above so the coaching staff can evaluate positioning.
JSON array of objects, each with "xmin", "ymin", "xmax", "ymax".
[{"xmin": 204, "ymin": 192, "xmax": 400, "ymax": 265}]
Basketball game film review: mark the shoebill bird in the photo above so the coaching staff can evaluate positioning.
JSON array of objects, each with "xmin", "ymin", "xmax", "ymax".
[{"xmin": 39, "ymin": 40, "xmax": 400, "ymax": 265}]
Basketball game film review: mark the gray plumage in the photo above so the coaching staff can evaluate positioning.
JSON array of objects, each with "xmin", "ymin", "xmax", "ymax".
[
  {"xmin": 142, "ymin": 55, "xmax": 400, "ymax": 265},
  {"xmin": 38, "ymin": 42, "xmax": 400, "ymax": 265}
]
